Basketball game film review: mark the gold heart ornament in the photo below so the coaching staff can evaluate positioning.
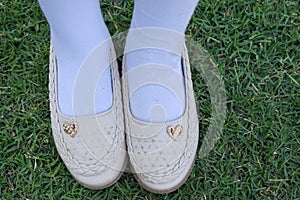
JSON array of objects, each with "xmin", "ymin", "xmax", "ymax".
[
  {"xmin": 63, "ymin": 122, "xmax": 78, "ymax": 138},
  {"xmin": 166, "ymin": 125, "xmax": 183, "ymax": 141}
]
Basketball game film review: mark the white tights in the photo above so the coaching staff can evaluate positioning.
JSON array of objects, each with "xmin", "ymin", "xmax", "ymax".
[{"xmin": 38, "ymin": 0, "xmax": 199, "ymax": 121}]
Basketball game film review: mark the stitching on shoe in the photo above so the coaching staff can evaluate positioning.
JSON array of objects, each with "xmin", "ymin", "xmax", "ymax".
[
  {"xmin": 123, "ymin": 45, "xmax": 198, "ymax": 183},
  {"xmin": 49, "ymin": 43, "xmax": 124, "ymax": 176}
]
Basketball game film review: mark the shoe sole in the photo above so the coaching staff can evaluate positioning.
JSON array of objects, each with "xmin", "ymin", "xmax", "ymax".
[
  {"xmin": 131, "ymin": 151, "xmax": 196, "ymax": 194},
  {"xmin": 72, "ymin": 157, "xmax": 128, "ymax": 190}
]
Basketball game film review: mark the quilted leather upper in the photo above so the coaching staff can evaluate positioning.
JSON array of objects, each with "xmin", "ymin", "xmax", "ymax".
[
  {"xmin": 122, "ymin": 44, "xmax": 199, "ymax": 185},
  {"xmin": 49, "ymin": 40, "xmax": 126, "ymax": 177}
]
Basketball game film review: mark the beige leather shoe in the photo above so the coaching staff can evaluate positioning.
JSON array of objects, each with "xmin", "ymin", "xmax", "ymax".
[
  {"xmin": 122, "ymin": 44, "xmax": 199, "ymax": 193},
  {"xmin": 48, "ymin": 40, "xmax": 127, "ymax": 189}
]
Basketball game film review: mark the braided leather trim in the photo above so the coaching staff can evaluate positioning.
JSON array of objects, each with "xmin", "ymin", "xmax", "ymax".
[{"xmin": 49, "ymin": 42, "xmax": 124, "ymax": 176}]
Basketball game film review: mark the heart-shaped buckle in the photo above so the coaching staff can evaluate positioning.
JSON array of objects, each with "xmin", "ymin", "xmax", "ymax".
[
  {"xmin": 166, "ymin": 125, "xmax": 183, "ymax": 141},
  {"xmin": 63, "ymin": 122, "xmax": 78, "ymax": 138}
]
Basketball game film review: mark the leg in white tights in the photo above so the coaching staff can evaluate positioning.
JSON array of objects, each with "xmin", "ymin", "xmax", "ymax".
[
  {"xmin": 38, "ymin": 0, "xmax": 112, "ymax": 116},
  {"xmin": 126, "ymin": 0, "xmax": 199, "ymax": 122}
]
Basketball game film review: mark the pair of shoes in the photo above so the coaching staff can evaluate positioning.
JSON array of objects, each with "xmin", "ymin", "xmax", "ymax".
[{"xmin": 48, "ymin": 38, "xmax": 198, "ymax": 193}]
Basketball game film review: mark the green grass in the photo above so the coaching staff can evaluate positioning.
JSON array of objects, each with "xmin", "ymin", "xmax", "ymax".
[{"xmin": 1, "ymin": 0, "xmax": 299, "ymax": 199}]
